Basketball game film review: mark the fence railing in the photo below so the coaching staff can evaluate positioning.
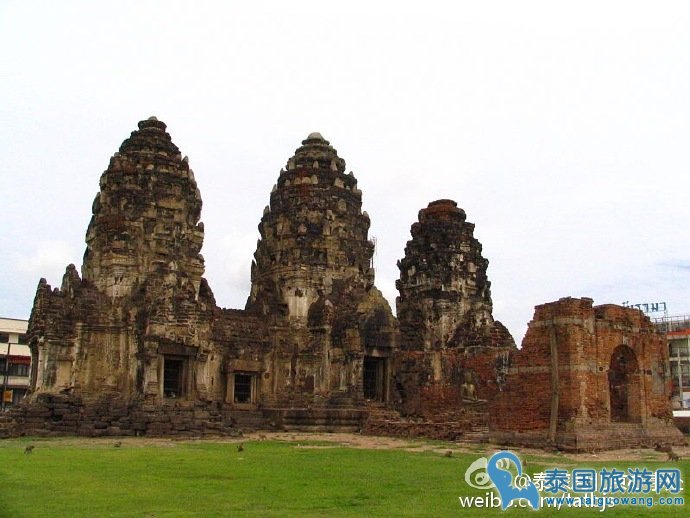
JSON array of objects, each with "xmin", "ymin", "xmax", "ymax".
[{"xmin": 653, "ymin": 314, "xmax": 690, "ymax": 333}]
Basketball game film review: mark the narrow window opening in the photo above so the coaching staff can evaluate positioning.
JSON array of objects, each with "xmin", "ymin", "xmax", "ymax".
[
  {"xmin": 163, "ymin": 357, "xmax": 185, "ymax": 398},
  {"xmin": 234, "ymin": 373, "xmax": 252, "ymax": 404}
]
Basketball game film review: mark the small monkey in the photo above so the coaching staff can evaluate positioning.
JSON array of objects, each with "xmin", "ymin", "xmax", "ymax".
[{"xmin": 667, "ymin": 450, "xmax": 680, "ymax": 462}]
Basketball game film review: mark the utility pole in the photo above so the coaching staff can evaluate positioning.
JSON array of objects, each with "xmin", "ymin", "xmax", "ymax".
[{"xmin": 679, "ymin": 339, "xmax": 685, "ymax": 409}]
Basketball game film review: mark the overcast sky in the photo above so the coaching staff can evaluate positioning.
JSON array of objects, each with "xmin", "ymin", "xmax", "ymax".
[{"xmin": 1, "ymin": 1, "xmax": 689, "ymax": 342}]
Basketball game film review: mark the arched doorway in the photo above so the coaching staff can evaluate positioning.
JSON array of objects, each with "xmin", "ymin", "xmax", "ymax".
[{"xmin": 608, "ymin": 345, "xmax": 641, "ymax": 423}]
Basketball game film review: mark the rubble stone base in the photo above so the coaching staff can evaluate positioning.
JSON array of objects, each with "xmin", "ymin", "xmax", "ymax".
[
  {"xmin": 3, "ymin": 393, "xmax": 238, "ymax": 438},
  {"xmin": 490, "ymin": 421, "xmax": 686, "ymax": 452}
]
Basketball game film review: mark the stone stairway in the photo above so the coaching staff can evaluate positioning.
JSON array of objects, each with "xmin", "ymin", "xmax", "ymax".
[
  {"xmin": 363, "ymin": 399, "xmax": 492, "ymax": 442},
  {"xmin": 457, "ymin": 424, "xmax": 489, "ymax": 443},
  {"xmin": 363, "ymin": 403, "xmax": 402, "ymax": 423},
  {"xmin": 262, "ymin": 407, "xmax": 367, "ymax": 432},
  {"xmin": 224, "ymin": 409, "xmax": 269, "ymax": 432},
  {"xmin": 455, "ymin": 400, "xmax": 490, "ymax": 443}
]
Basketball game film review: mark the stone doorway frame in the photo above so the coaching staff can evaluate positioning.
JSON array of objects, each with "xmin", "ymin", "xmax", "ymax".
[
  {"xmin": 608, "ymin": 345, "xmax": 642, "ymax": 423},
  {"xmin": 363, "ymin": 356, "xmax": 388, "ymax": 402},
  {"xmin": 225, "ymin": 359, "xmax": 263, "ymax": 409},
  {"xmin": 161, "ymin": 355, "xmax": 188, "ymax": 399}
]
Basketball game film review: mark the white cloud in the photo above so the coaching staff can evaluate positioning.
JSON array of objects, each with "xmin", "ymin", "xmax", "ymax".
[
  {"xmin": 13, "ymin": 240, "xmax": 77, "ymax": 282},
  {"xmin": 203, "ymin": 230, "xmax": 258, "ymax": 309}
]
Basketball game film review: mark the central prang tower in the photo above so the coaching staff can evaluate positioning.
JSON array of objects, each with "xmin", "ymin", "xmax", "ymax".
[
  {"xmin": 247, "ymin": 132, "xmax": 375, "ymax": 322},
  {"xmin": 246, "ymin": 133, "xmax": 397, "ymax": 406}
]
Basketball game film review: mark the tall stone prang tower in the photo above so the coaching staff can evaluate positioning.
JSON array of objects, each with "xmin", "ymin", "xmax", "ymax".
[
  {"xmin": 395, "ymin": 199, "xmax": 515, "ymax": 416},
  {"xmin": 246, "ymin": 133, "xmax": 397, "ymax": 406},
  {"xmin": 397, "ymin": 199, "xmax": 511, "ymax": 351},
  {"xmin": 28, "ymin": 117, "xmax": 221, "ymax": 406},
  {"xmin": 82, "ymin": 117, "xmax": 205, "ymax": 301},
  {"xmin": 247, "ymin": 133, "xmax": 375, "ymax": 321}
]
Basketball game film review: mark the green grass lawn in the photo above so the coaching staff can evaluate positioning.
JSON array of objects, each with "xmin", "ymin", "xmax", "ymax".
[{"xmin": 0, "ymin": 437, "xmax": 688, "ymax": 517}]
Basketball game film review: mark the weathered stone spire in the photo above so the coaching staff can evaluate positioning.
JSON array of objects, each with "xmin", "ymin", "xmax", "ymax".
[
  {"xmin": 247, "ymin": 133, "xmax": 375, "ymax": 321},
  {"xmin": 81, "ymin": 117, "xmax": 205, "ymax": 300},
  {"xmin": 396, "ymin": 199, "xmax": 513, "ymax": 350}
]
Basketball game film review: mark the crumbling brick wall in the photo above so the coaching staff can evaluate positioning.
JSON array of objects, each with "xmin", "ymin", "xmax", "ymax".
[
  {"xmin": 394, "ymin": 200, "xmax": 516, "ymax": 418},
  {"xmin": 490, "ymin": 297, "xmax": 683, "ymax": 451}
]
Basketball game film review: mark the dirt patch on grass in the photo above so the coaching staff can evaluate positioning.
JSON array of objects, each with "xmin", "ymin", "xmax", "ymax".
[
  {"xmin": 246, "ymin": 431, "xmax": 690, "ymax": 464},
  {"xmin": 4, "ymin": 432, "xmax": 688, "ymax": 464}
]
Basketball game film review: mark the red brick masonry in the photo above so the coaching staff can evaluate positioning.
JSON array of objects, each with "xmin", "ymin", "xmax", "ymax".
[{"xmin": 490, "ymin": 297, "xmax": 684, "ymax": 451}]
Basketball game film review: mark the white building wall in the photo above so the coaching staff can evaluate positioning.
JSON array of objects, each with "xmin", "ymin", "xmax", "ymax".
[{"xmin": 0, "ymin": 317, "xmax": 31, "ymax": 407}]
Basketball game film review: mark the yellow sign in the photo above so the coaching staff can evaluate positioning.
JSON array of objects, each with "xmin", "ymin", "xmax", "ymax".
[{"xmin": 3, "ymin": 390, "xmax": 12, "ymax": 403}]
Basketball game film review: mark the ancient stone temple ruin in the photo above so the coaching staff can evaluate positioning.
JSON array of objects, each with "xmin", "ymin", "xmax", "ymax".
[
  {"xmin": 245, "ymin": 131, "xmax": 397, "ymax": 412},
  {"xmin": 394, "ymin": 200, "xmax": 515, "ymax": 419},
  {"xmin": 5, "ymin": 117, "xmax": 682, "ymax": 451},
  {"xmin": 490, "ymin": 298, "xmax": 683, "ymax": 450}
]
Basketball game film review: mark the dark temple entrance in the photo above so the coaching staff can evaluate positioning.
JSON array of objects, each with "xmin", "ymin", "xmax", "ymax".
[
  {"xmin": 363, "ymin": 356, "xmax": 387, "ymax": 402},
  {"xmin": 163, "ymin": 356, "xmax": 185, "ymax": 398},
  {"xmin": 608, "ymin": 345, "xmax": 641, "ymax": 423}
]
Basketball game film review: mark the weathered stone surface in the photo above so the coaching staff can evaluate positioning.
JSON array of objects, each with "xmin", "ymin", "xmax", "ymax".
[
  {"xmin": 2, "ymin": 118, "xmax": 678, "ymax": 451},
  {"xmin": 245, "ymin": 133, "xmax": 397, "ymax": 408},
  {"xmin": 82, "ymin": 117, "xmax": 205, "ymax": 301},
  {"xmin": 18, "ymin": 123, "xmax": 397, "ymax": 437},
  {"xmin": 28, "ymin": 118, "xmax": 224, "ymax": 405},
  {"xmin": 394, "ymin": 199, "xmax": 515, "ymax": 417},
  {"xmin": 398, "ymin": 200, "xmax": 496, "ymax": 349},
  {"xmin": 248, "ymin": 132, "xmax": 376, "ymax": 318}
]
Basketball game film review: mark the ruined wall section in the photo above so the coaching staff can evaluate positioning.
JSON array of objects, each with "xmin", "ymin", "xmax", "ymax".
[
  {"xmin": 28, "ymin": 265, "xmax": 119, "ymax": 395},
  {"xmin": 489, "ymin": 297, "xmax": 683, "ymax": 451},
  {"xmin": 593, "ymin": 304, "xmax": 674, "ymax": 423},
  {"xmin": 395, "ymin": 200, "xmax": 515, "ymax": 417},
  {"xmin": 489, "ymin": 297, "xmax": 591, "ymax": 434},
  {"xmin": 212, "ymin": 308, "xmax": 270, "ymax": 404}
]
